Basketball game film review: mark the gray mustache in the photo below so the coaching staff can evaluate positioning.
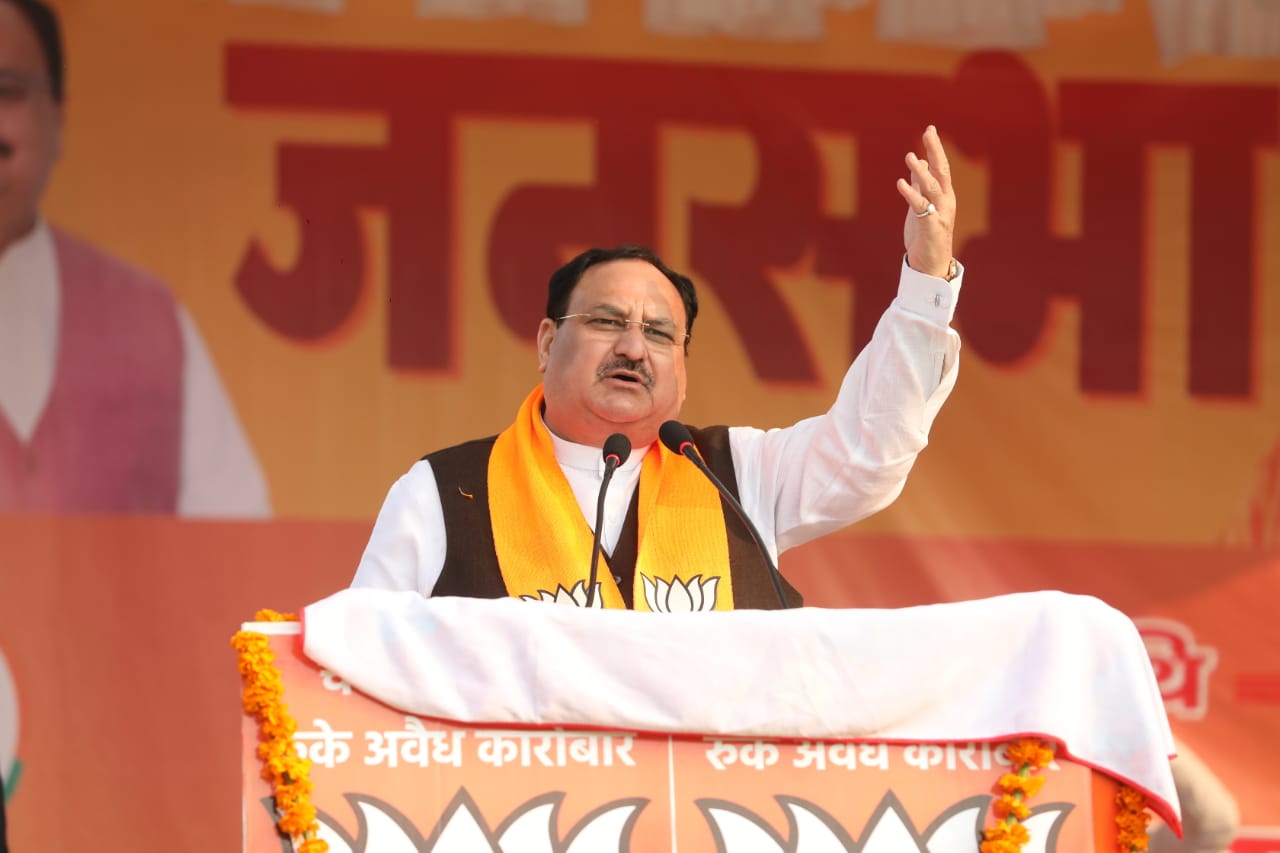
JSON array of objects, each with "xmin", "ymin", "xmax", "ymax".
[{"xmin": 598, "ymin": 358, "xmax": 653, "ymax": 388}]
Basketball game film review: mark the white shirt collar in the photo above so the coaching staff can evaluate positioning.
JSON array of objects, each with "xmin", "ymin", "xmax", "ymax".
[{"xmin": 544, "ymin": 420, "xmax": 649, "ymax": 477}]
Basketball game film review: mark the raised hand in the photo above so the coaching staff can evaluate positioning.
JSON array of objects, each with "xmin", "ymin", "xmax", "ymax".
[{"xmin": 896, "ymin": 125, "xmax": 956, "ymax": 279}]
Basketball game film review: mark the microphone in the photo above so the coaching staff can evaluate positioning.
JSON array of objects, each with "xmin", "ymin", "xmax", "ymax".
[
  {"xmin": 586, "ymin": 432, "xmax": 632, "ymax": 608},
  {"xmin": 658, "ymin": 420, "xmax": 791, "ymax": 610}
]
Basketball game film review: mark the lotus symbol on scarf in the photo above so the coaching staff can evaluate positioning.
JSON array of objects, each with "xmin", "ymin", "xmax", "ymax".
[
  {"xmin": 303, "ymin": 788, "xmax": 646, "ymax": 852},
  {"xmin": 641, "ymin": 573, "xmax": 720, "ymax": 612},
  {"xmin": 699, "ymin": 792, "xmax": 1073, "ymax": 853},
  {"xmin": 519, "ymin": 580, "xmax": 601, "ymax": 607}
]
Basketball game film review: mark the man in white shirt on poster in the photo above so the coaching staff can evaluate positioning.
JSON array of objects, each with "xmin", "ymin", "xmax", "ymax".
[{"xmin": 0, "ymin": 0, "xmax": 267, "ymax": 516}]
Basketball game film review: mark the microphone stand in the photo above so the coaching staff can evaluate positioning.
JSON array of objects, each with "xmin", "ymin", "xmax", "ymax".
[
  {"xmin": 586, "ymin": 433, "xmax": 631, "ymax": 608},
  {"xmin": 659, "ymin": 420, "xmax": 791, "ymax": 610}
]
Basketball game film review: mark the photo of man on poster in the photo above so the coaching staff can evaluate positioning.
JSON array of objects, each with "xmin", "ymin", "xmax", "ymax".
[{"xmin": 0, "ymin": 0, "xmax": 268, "ymax": 516}]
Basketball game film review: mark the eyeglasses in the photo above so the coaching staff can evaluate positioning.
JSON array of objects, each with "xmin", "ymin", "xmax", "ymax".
[{"xmin": 556, "ymin": 313, "xmax": 690, "ymax": 350}]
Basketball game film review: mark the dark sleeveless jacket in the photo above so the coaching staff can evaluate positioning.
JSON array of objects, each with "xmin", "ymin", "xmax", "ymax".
[{"xmin": 427, "ymin": 424, "xmax": 802, "ymax": 609}]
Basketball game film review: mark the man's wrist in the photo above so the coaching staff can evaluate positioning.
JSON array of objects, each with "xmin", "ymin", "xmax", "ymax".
[{"xmin": 906, "ymin": 254, "xmax": 959, "ymax": 281}]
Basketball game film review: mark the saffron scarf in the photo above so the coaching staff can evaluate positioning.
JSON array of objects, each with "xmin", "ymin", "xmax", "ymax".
[{"xmin": 487, "ymin": 386, "xmax": 734, "ymax": 610}]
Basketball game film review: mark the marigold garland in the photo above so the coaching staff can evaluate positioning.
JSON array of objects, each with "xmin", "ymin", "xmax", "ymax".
[
  {"xmin": 1116, "ymin": 784, "xmax": 1152, "ymax": 851},
  {"xmin": 981, "ymin": 738, "xmax": 1055, "ymax": 853},
  {"xmin": 981, "ymin": 739, "xmax": 1155, "ymax": 853},
  {"xmin": 232, "ymin": 609, "xmax": 328, "ymax": 853}
]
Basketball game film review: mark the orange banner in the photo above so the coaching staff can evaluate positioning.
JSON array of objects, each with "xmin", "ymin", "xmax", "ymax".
[
  {"xmin": 240, "ymin": 626, "xmax": 1119, "ymax": 852},
  {"xmin": 1, "ymin": 1, "xmax": 1278, "ymax": 850}
]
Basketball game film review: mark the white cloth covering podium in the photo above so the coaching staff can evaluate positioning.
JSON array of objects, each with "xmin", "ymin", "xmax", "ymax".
[{"xmin": 301, "ymin": 587, "xmax": 1181, "ymax": 830}]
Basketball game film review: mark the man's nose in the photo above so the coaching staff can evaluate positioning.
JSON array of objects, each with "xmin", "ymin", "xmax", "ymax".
[{"xmin": 613, "ymin": 321, "xmax": 648, "ymax": 358}]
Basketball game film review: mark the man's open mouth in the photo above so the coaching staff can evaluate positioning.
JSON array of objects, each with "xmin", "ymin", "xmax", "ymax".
[{"xmin": 599, "ymin": 359, "xmax": 653, "ymax": 388}]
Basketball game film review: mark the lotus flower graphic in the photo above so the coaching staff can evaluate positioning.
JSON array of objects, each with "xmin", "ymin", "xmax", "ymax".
[
  {"xmin": 641, "ymin": 573, "xmax": 720, "ymax": 612},
  {"xmin": 698, "ymin": 791, "xmax": 1073, "ymax": 853},
  {"xmin": 519, "ymin": 581, "xmax": 602, "ymax": 608},
  {"xmin": 294, "ymin": 787, "xmax": 646, "ymax": 852},
  {"xmin": 0, "ymin": 646, "xmax": 19, "ymax": 801}
]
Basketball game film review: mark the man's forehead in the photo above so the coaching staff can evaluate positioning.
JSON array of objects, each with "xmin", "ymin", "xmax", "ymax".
[
  {"xmin": 571, "ymin": 259, "xmax": 684, "ymax": 315},
  {"xmin": 0, "ymin": 5, "xmax": 46, "ymax": 71}
]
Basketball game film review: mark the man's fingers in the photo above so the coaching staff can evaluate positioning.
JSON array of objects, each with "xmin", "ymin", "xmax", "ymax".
[
  {"xmin": 907, "ymin": 152, "xmax": 940, "ymax": 198},
  {"xmin": 896, "ymin": 176, "xmax": 928, "ymax": 213},
  {"xmin": 923, "ymin": 125, "xmax": 953, "ymax": 193}
]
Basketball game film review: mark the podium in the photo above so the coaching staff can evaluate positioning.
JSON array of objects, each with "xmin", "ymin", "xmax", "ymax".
[{"xmin": 238, "ymin": 590, "xmax": 1179, "ymax": 852}]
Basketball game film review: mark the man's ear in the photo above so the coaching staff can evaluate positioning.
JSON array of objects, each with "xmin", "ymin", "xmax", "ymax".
[{"xmin": 535, "ymin": 318, "xmax": 556, "ymax": 373}]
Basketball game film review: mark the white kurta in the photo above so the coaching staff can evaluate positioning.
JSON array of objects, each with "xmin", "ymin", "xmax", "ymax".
[{"xmin": 351, "ymin": 258, "xmax": 962, "ymax": 594}]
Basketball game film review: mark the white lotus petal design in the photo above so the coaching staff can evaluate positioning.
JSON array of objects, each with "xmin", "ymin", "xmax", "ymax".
[
  {"xmin": 857, "ymin": 795, "xmax": 923, "ymax": 853},
  {"xmin": 518, "ymin": 580, "xmax": 601, "ymax": 608},
  {"xmin": 494, "ymin": 799, "xmax": 557, "ymax": 853},
  {"xmin": 641, "ymin": 573, "xmax": 720, "ymax": 612},
  {"xmin": 310, "ymin": 795, "xmax": 430, "ymax": 853},
  {"xmin": 303, "ymin": 788, "xmax": 645, "ymax": 853},
  {"xmin": 776, "ymin": 797, "xmax": 854, "ymax": 853},
  {"xmin": 699, "ymin": 792, "xmax": 1072, "ymax": 853},
  {"xmin": 699, "ymin": 801, "xmax": 787, "ymax": 853},
  {"xmin": 314, "ymin": 816, "xmax": 353, "ymax": 853},
  {"xmin": 560, "ymin": 798, "xmax": 648, "ymax": 853},
  {"xmin": 1021, "ymin": 804, "xmax": 1074, "ymax": 853},
  {"xmin": 920, "ymin": 800, "xmax": 988, "ymax": 851},
  {"xmin": 431, "ymin": 791, "xmax": 502, "ymax": 852}
]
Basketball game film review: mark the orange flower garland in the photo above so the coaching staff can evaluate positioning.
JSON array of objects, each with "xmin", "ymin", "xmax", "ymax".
[
  {"xmin": 982, "ymin": 738, "xmax": 1154, "ymax": 853},
  {"xmin": 1116, "ymin": 784, "xmax": 1152, "ymax": 851},
  {"xmin": 231, "ymin": 609, "xmax": 328, "ymax": 853},
  {"xmin": 981, "ymin": 738, "xmax": 1055, "ymax": 853}
]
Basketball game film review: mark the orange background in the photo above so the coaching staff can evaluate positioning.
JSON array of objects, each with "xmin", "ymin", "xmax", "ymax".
[{"xmin": 1, "ymin": 0, "xmax": 1278, "ymax": 850}]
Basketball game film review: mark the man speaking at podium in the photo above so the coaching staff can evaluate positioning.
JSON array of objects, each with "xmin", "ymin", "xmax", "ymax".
[{"xmin": 351, "ymin": 126, "xmax": 962, "ymax": 611}]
